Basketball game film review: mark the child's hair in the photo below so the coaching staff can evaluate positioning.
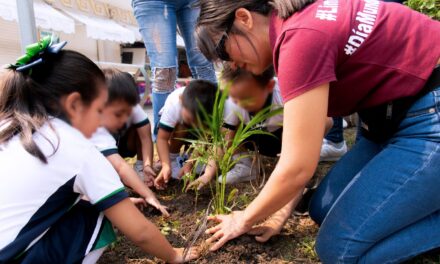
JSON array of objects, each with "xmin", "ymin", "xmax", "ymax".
[
  {"xmin": 181, "ymin": 80, "xmax": 218, "ymax": 122},
  {"xmin": 0, "ymin": 50, "xmax": 105, "ymax": 163},
  {"xmin": 221, "ymin": 64, "xmax": 275, "ymax": 88},
  {"xmin": 102, "ymin": 68, "xmax": 140, "ymax": 106}
]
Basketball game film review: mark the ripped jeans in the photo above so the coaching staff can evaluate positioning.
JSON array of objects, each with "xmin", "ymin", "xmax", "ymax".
[{"xmin": 132, "ymin": 0, "xmax": 217, "ymax": 139}]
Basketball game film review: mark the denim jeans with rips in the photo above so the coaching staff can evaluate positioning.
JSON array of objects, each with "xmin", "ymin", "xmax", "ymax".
[{"xmin": 132, "ymin": 0, "xmax": 217, "ymax": 140}]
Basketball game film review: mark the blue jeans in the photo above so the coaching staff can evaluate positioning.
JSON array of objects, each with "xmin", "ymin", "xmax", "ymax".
[
  {"xmin": 132, "ymin": 0, "xmax": 217, "ymax": 139},
  {"xmin": 326, "ymin": 117, "xmax": 344, "ymax": 143},
  {"xmin": 309, "ymin": 86, "xmax": 440, "ymax": 263}
]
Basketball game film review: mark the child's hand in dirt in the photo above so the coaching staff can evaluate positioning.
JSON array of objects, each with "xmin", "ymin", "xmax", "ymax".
[
  {"xmin": 144, "ymin": 195, "xmax": 170, "ymax": 217},
  {"xmin": 129, "ymin": 197, "xmax": 147, "ymax": 209},
  {"xmin": 186, "ymin": 173, "xmax": 213, "ymax": 191},
  {"xmin": 143, "ymin": 165, "xmax": 156, "ymax": 187},
  {"xmin": 144, "ymin": 165, "xmax": 156, "ymax": 187},
  {"xmin": 247, "ymin": 217, "xmax": 284, "ymax": 242},
  {"xmin": 170, "ymin": 247, "xmax": 200, "ymax": 263},
  {"xmin": 154, "ymin": 165, "xmax": 171, "ymax": 190}
]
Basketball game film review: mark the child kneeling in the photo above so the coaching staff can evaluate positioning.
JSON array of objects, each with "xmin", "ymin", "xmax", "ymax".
[
  {"xmin": 154, "ymin": 80, "xmax": 218, "ymax": 189},
  {"xmin": 0, "ymin": 39, "xmax": 196, "ymax": 263},
  {"xmin": 90, "ymin": 68, "xmax": 168, "ymax": 216}
]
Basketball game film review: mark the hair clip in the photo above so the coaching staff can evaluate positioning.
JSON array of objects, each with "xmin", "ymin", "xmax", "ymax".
[{"xmin": 8, "ymin": 35, "xmax": 67, "ymax": 73}]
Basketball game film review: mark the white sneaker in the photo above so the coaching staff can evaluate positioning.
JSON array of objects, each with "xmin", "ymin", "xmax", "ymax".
[
  {"xmin": 218, "ymin": 153, "xmax": 258, "ymax": 184},
  {"xmin": 169, "ymin": 153, "xmax": 181, "ymax": 179},
  {"xmin": 320, "ymin": 139, "xmax": 347, "ymax": 161},
  {"xmin": 134, "ymin": 160, "xmax": 144, "ymax": 182},
  {"xmin": 169, "ymin": 153, "xmax": 188, "ymax": 179}
]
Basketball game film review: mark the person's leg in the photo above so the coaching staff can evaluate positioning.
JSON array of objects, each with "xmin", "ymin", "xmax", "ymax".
[
  {"xmin": 313, "ymin": 88, "xmax": 440, "ymax": 263},
  {"xmin": 18, "ymin": 200, "xmax": 115, "ymax": 264},
  {"xmin": 309, "ymin": 137, "xmax": 383, "ymax": 224},
  {"xmin": 132, "ymin": 0, "xmax": 178, "ymax": 140},
  {"xmin": 175, "ymin": 0, "xmax": 217, "ymax": 83},
  {"xmin": 321, "ymin": 117, "xmax": 348, "ymax": 161}
]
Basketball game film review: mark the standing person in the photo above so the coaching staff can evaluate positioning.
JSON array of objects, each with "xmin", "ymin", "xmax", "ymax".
[
  {"xmin": 0, "ymin": 38, "xmax": 197, "ymax": 263},
  {"xmin": 195, "ymin": 0, "xmax": 440, "ymax": 263},
  {"xmin": 132, "ymin": 0, "xmax": 217, "ymax": 140}
]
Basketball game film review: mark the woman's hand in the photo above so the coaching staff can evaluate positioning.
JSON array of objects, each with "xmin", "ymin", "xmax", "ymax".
[
  {"xmin": 170, "ymin": 247, "xmax": 200, "ymax": 263},
  {"xmin": 205, "ymin": 211, "xmax": 252, "ymax": 251},
  {"xmin": 247, "ymin": 217, "xmax": 285, "ymax": 242}
]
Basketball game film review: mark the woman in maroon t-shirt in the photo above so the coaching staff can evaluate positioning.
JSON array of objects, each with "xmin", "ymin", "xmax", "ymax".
[{"xmin": 195, "ymin": 0, "xmax": 440, "ymax": 262}]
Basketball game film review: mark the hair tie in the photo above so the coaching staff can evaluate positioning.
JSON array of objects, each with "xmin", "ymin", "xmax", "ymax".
[{"xmin": 7, "ymin": 35, "xmax": 67, "ymax": 74}]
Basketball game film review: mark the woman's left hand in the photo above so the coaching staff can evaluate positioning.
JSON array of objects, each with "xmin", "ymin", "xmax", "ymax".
[{"xmin": 205, "ymin": 210, "xmax": 252, "ymax": 251}]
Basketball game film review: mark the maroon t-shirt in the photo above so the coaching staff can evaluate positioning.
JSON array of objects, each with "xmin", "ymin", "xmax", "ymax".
[{"xmin": 270, "ymin": 0, "xmax": 440, "ymax": 116}]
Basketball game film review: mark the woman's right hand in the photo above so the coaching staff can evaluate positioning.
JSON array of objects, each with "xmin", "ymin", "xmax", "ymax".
[
  {"xmin": 170, "ymin": 247, "xmax": 200, "ymax": 263},
  {"xmin": 154, "ymin": 165, "xmax": 171, "ymax": 190}
]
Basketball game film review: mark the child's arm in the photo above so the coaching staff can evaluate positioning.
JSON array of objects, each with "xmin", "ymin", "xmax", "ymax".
[
  {"xmin": 155, "ymin": 128, "xmax": 172, "ymax": 189},
  {"xmin": 186, "ymin": 129, "xmax": 236, "ymax": 191},
  {"xmin": 105, "ymin": 198, "xmax": 198, "ymax": 263},
  {"xmin": 186, "ymin": 159, "xmax": 217, "ymax": 191},
  {"xmin": 136, "ymin": 123, "xmax": 156, "ymax": 185},
  {"xmin": 107, "ymin": 153, "xmax": 169, "ymax": 216}
]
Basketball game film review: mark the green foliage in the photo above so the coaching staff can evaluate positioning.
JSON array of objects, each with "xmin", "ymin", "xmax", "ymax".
[
  {"xmin": 299, "ymin": 237, "xmax": 319, "ymax": 261},
  {"xmin": 184, "ymin": 84, "xmax": 283, "ymax": 214},
  {"xmin": 405, "ymin": 0, "xmax": 440, "ymax": 20},
  {"xmin": 158, "ymin": 218, "xmax": 180, "ymax": 236}
]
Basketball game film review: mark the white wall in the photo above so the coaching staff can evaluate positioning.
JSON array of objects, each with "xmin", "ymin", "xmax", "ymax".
[
  {"xmin": 0, "ymin": 20, "xmax": 126, "ymax": 66},
  {"xmin": 59, "ymin": 25, "xmax": 98, "ymax": 61},
  {"xmin": 0, "ymin": 20, "xmax": 21, "ymax": 66}
]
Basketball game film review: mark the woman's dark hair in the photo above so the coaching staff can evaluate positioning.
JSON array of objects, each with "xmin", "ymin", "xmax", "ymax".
[
  {"xmin": 102, "ymin": 68, "xmax": 140, "ymax": 106},
  {"xmin": 0, "ymin": 50, "xmax": 105, "ymax": 163},
  {"xmin": 195, "ymin": 0, "xmax": 316, "ymax": 61},
  {"xmin": 181, "ymin": 79, "xmax": 218, "ymax": 122},
  {"xmin": 221, "ymin": 64, "xmax": 275, "ymax": 88}
]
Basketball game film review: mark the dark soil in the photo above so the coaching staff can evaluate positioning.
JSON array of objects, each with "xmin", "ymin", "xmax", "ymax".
[{"xmin": 99, "ymin": 127, "xmax": 440, "ymax": 263}]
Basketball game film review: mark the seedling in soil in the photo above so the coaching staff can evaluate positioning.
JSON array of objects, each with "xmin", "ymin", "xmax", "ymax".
[
  {"xmin": 182, "ymin": 84, "xmax": 283, "ymax": 215},
  {"xmin": 158, "ymin": 218, "xmax": 180, "ymax": 236},
  {"xmin": 299, "ymin": 236, "xmax": 318, "ymax": 261}
]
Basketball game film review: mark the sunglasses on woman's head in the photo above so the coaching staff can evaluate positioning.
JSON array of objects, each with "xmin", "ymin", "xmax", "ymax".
[{"xmin": 215, "ymin": 33, "xmax": 231, "ymax": 61}]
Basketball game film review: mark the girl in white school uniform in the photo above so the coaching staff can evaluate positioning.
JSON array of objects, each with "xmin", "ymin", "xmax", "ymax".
[{"xmin": 0, "ymin": 37, "xmax": 197, "ymax": 263}]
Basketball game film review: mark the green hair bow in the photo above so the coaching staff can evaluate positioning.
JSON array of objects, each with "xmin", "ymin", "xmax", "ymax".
[{"xmin": 8, "ymin": 35, "xmax": 67, "ymax": 73}]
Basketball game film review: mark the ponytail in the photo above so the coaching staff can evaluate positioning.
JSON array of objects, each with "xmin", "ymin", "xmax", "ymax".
[{"xmin": 0, "ymin": 49, "xmax": 105, "ymax": 163}]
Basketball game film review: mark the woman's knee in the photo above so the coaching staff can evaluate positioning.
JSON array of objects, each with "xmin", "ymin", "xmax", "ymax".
[
  {"xmin": 309, "ymin": 190, "xmax": 327, "ymax": 225},
  {"xmin": 315, "ymin": 227, "xmax": 359, "ymax": 264}
]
